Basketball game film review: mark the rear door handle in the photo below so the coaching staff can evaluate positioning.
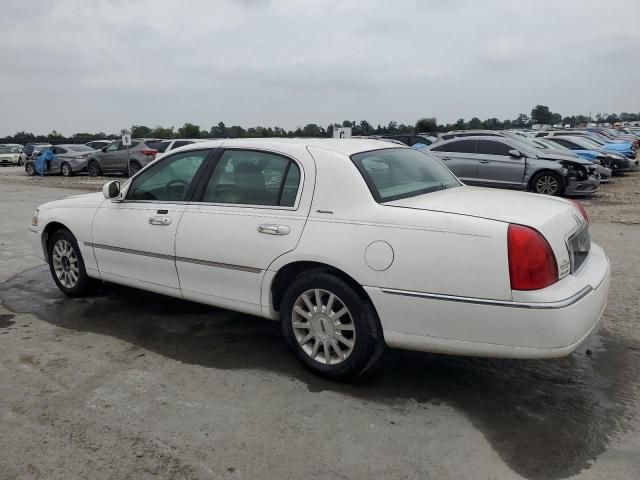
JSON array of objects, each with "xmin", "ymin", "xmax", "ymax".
[
  {"xmin": 149, "ymin": 216, "xmax": 172, "ymax": 226},
  {"xmin": 441, "ymin": 157, "xmax": 451, "ymax": 161},
  {"xmin": 479, "ymin": 159, "xmax": 490, "ymax": 164},
  {"xmin": 258, "ymin": 224, "xmax": 290, "ymax": 235}
]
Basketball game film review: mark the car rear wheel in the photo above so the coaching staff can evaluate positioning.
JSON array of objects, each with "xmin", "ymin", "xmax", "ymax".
[
  {"xmin": 47, "ymin": 229, "xmax": 97, "ymax": 297},
  {"xmin": 88, "ymin": 160, "xmax": 101, "ymax": 177},
  {"xmin": 531, "ymin": 171, "xmax": 563, "ymax": 196},
  {"xmin": 281, "ymin": 271, "xmax": 384, "ymax": 379},
  {"xmin": 61, "ymin": 162, "xmax": 73, "ymax": 177},
  {"xmin": 25, "ymin": 163, "xmax": 36, "ymax": 176}
]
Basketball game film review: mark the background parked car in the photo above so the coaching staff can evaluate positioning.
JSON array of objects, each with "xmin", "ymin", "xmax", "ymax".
[
  {"xmin": 0, "ymin": 145, "xmax": 23, "ymax": 166},
  {"xmin": 85, "ymin": 140, "xmax": 113, "ymax": 150},
  {"xmin": 87, "ymin": 139, "xmax": 163, "ymax": 176},
  {"xmin": 24, "ymin": 144, "xmax": 96, "ymax": 176},
  {"xmin": 425, "ymin": 135, "xmax": 600, "ymax": 196},
  {"xmin": 381, "ymin": 134, "xmax": 437, "ymax": 146},
  {"xmin": 543, "ymin": 136, "xmax": 636, "ymax": 173}
]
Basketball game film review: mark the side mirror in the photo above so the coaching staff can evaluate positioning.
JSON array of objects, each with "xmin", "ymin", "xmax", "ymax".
[
  {"xmin": 508, "ymin": 149, "xmax": 521, "ymax": 157},
  {"xmin": 103, "ymin": 180, "xmax": 121, "ymax": 200},
  {"xmin": 101, "ymin": 147, "xmax": 107, "ymax": 152}
]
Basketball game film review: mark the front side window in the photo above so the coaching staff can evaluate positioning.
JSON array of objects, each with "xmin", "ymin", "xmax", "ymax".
[
  {"xmin": 106, "ymin": 141, "xmax": 120, "ymax": 152},
  {"xmin": 352, "ymin": 148, "xmax": 461, "ymax": 202},
  {"xmin": 478, "ymin": 140, "xmax": 512, "ymax": 156},
  {"xmin": 202, "ymin": 150, "xmax": 301, "ymax": 207},
  {"xmin": 126, "ymin": 150, "xmax": 208, "ymax": 202}
]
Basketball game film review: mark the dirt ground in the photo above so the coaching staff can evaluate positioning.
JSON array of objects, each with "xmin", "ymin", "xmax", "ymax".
[{"xmin": 0, "ymin": 165, "xmax": 638, "ymax": 480}]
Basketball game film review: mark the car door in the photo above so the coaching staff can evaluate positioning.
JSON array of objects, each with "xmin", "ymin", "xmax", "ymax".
[
  {"xmin": 100, "ymin": 141, "xmax": 123, "ymax": 172},
  {"xmin": 175, "ymin": 148, "xmax": 313, "ymax": 315},
  {"xmin": 49, "ymin": 147, "xmax": 65, "ymax": 172},
  {"xmin": 90, "ymin": 149, "xmax": 212, "ymax": 296},
  {"xmin": 476, "ymin": 139, "xmax": 526, "ymax": 187},
  {"xmin": 429, "ymin": 139, "xmax": 479, "ymax": 182}
]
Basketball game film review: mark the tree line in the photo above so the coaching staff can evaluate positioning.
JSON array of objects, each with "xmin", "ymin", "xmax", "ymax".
[{"xmin": 4, "ymin": 105, "xmax": 640, "ymax": 144}]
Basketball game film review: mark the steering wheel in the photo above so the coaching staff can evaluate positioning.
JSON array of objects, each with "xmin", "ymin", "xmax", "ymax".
[{"xmin": 164, "ymin": 179, "xmax": 189, "ymax": 200}]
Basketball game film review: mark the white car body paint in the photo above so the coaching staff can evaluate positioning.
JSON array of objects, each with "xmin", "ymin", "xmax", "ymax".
[{"xmin": 30, "ymin": 138, "xmax": 610, "ymax": 359}]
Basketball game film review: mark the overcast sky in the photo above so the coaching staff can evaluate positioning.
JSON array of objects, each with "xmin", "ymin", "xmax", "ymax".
[{"xmin": 2, "ymin": 0, "xmax": 639, "ymax": 136}]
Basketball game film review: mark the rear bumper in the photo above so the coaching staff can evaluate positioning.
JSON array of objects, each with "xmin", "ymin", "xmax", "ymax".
[{"xmin": 366, "ymin": 243, "xmax": 610, "ymax": 359}]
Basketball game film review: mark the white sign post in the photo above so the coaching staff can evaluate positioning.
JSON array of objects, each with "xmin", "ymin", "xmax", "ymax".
[
  {"xmin": 333, "ymin": 127, "xmax": 352, "ymax": 139},
  {"xmin": 121, "ymin": 130, "xmax": 132, "ymax": 177}
]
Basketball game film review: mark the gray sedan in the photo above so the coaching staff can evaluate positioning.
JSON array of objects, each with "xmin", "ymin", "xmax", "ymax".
[
  {"xmin": 424, "ymin": 136, "xmax": 600, "ymax": 196},
  {"xmin": 25, "ymin": 144, "xmax": 95, "ymax": 176}
]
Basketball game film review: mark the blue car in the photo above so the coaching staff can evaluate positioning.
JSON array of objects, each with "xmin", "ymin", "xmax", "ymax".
[{"xmin": 543, "ymin": 136, "xmax": 634, "ymax": 173}]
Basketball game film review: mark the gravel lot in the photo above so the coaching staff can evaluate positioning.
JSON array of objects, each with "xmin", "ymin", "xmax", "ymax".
[{"xmin": 0, "ymin": 166, "xmax": 638, "ymax": 480}]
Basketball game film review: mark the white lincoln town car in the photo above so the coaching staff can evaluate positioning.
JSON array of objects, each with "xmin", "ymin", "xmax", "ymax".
[{"xmin": 30, "ymin": 139, "xmax": 610, "ymax": 378}]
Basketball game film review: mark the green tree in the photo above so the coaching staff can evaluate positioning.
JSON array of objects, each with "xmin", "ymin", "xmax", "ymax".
[
  {"xmin": 415, "ymin": 117, "xmax": 438, "ymax": 133},
  {"xmin": 513, "ymin": 114, "xmax": 530, "ymax": 128},
  {"xmin": 468, "ymin": 117, "xmax": 482, "ymax": 129},
  {"xmin": 550, "ymin": 113, "xmax": 562, "ymax": 125},
  {"xmin": 150, "ymin": 126, "xmax": 175, "ymax": 138},
  {"xmin": 530, "ymin": 105, "xmax": 553, "ymax": 125},
  {"xmin": 131, "ymin": 125, "xmax": 151, "ymax": 137},
  {"xmin": 210, "ymin": 122, "xmax": 227, "ymax": 137},
  {"xmin": 453, "ymin": 118, "xmax": 466, "ymax": 130},
  {"xmin": 47, "ymin": 130, "xmax": 65, "ymax": 141},
  {"xmin": 227, "ymin": 125, "xmax": 245, "ymax": 138},
  {"xmin": 178, "ymin": 123, "xmax": 201, "ymax": 138}
]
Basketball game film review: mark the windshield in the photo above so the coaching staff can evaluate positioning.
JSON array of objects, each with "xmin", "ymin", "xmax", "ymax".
[
  {"xmin": 0, "ymin": 146, "xmax": 18, "ymax": 154},
  {"xmin": 351, "ymin": 148, "xmax": 461, "ymax": 202}
]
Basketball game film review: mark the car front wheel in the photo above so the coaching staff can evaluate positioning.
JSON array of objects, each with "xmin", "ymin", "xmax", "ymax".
[
  {"xmin": 47, "ymin": 229, "xmax": 96, "ymax": 297},
  {"xmin": 281, "ymin": 271, "xmax": 384, "ymax": 379},
  {"xmin": 25, "ymin": 163, "xmax": 36, "ymax": 176},
  {"xmin": 531, "ymin": 171, "xmax": 563, "ymax": 196}
]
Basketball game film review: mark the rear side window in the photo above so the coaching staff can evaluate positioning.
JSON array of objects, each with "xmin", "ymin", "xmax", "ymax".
[
  {"xmin": 478, "ymin": 140, "xmax": 511, "ymax": 156},
  {"xmin": 430, "ymin": 143, "xmax": 449, "ymax": 152},
  {"xmin": 173, "ymin": 140, "xmax": 193, "ymax": 149},
  {"xmin": 446, "ymin": 139, "xmax": 477, "ymax": 154},
  {"xmin": 202, "ymin": 150, "xmax": 301, "ymax": 207}
]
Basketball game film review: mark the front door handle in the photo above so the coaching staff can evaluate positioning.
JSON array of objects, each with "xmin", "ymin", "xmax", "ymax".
[
  {"xmin": 441, "ymin": 157, "xmax": 451, "ymax": 161},
  {"xmin": 149, "ymin": 216, "xmax": 172, "ymax": 226},
  {"xmin": 258, "ymin": 224, "xmax": 290, "ymax": 235}
]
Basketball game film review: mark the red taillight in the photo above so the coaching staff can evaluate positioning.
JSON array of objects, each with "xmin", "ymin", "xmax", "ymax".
[
  {"xmin": 142, "ymin": 149, "xmax": 157, "ymax": 157},
  {"xmin": 507, "ymin": 224, "xmax": 558, "ymax": 291},
  {"xmin": 569, "ymin": 199, "xmax": 589, "ymax": 223}
]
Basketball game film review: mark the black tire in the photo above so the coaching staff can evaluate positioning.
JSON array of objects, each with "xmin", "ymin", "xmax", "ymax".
[
  {"xmin": 25, "ymin": 163, "xmax": 36, "ymax": 176},
  {"xmin": 129, "ymin": 160, "xmax": 141, "ymax": 176},
  {"xmin": 88, "ymin": 160, "xmax": 101, "ymax": 177},
  {"xmin": 61, "ymin": 162, "xmax": 73, "ymax": 177},
  {"xmin": 47, "ymin": 229, "xmax": 97, "ymax": 297},
  {"xmin": 18, "ymin": 158, "xmax": 23, "ymax": 167},
  {"xmin": 531, "ymin": 171, "xmax": 563, "ymax": 196},
  {"xmin": 281, "ymin": 270, "xmax": 384, "ymax": 380}
]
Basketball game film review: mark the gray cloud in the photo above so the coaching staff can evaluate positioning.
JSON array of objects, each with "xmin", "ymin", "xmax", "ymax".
[{"xmin": 1, "ymin": 0, "xmax": 639, "ymax": 135}]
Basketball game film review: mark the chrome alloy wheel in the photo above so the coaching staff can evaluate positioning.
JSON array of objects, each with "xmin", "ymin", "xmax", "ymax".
[
  {"xmin": 292, "ymin": 289, "xmax": 356, "ymax": 365},
  {"xmin": 52, "ymin": 239, "xmax": 80, "ymax": 288},
  {"xmin": 535, "ymin": 175, "xmax": 559, "ymax": 195}
]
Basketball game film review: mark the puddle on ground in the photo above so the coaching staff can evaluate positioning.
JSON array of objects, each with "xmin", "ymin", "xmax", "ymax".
[{"xmin": 1, "ymin": 266, "xmax": 638, "ymax": 480}]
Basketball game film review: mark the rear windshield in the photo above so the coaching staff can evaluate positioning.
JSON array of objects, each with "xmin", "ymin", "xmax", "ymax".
[{"xmin": 351, "ymin": 148, "xmax": 461, "ymax": 202}]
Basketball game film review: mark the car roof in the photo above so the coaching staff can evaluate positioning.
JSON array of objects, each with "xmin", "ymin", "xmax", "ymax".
[{"xmin": 170, "ymin": 138, "xmax": 409, "ymax": 156}]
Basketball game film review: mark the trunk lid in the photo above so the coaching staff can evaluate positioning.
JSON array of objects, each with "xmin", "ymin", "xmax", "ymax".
[{"xmin": 386, "ymin": 186, "xmax": 587, "ymax": 280}]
